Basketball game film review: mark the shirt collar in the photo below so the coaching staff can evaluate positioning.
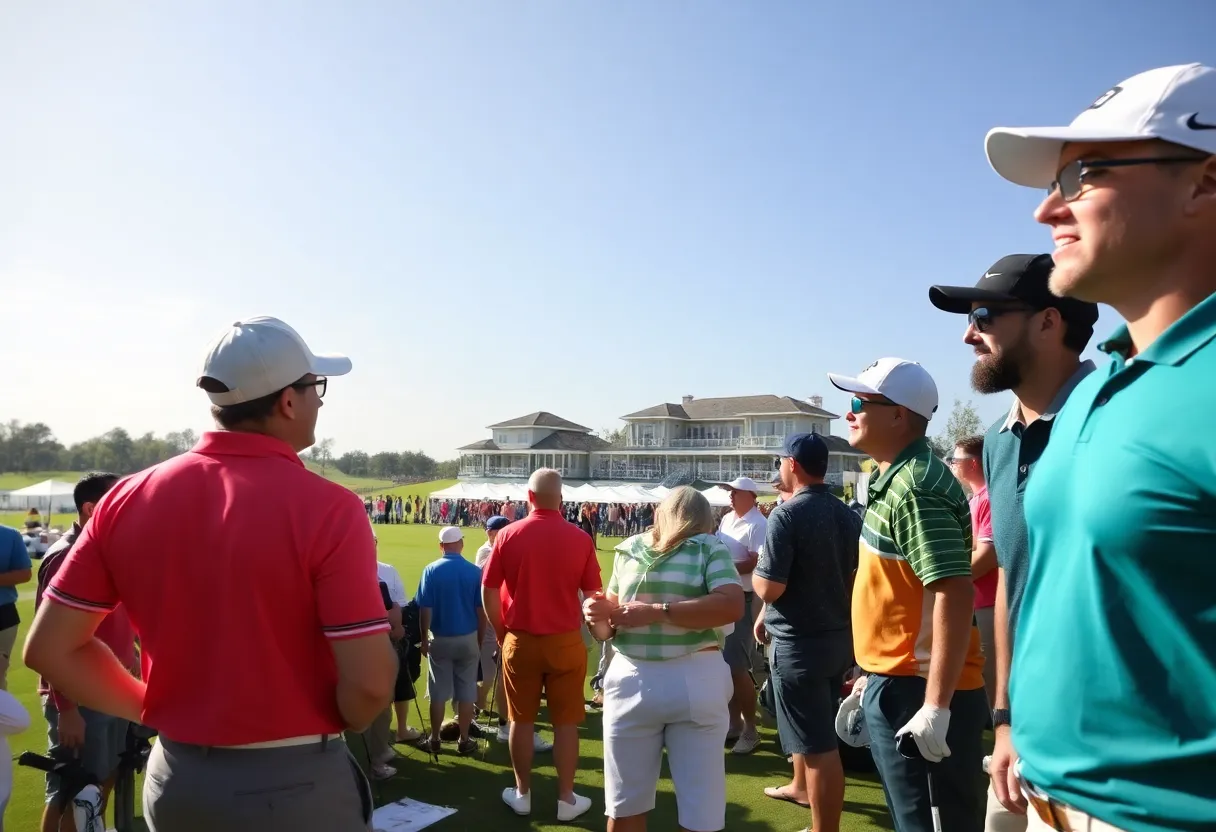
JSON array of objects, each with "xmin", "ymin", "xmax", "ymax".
[
  {"xmin": 192, "ymin": 431, "xmax": 305, "ymax": 466},
  {"xmin": 869, "ymin": 437, "xmax": 932, "ymax": 497},
  {"xmin": 1000, "ymin": 360, "xmax": 1097, "ymax": 433},
  {"xmin": 1099, "ymin": 291, "xmax": 1216, "ymax": 366}
]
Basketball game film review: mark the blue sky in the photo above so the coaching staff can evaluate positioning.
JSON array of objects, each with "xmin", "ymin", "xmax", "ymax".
[{"xmin": 2, "ymin": 1, "xmax": 1211, "ymax": 459}]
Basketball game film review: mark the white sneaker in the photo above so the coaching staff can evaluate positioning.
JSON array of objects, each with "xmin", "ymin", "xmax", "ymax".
[
  {"xmin": 532, "ymin": 733, "xmax": 553, "ymax": 752},
  {"xmin": 731, "ymin": 728, "xmax": 760, "ymax": 755},
  {"xmin": 502, "ymin": 787, "xmax": 531, "ymax": 816},
  {"xmin": 556, "ymin": 793, "xmax": 592, "ymax": 822},
  {"xmin": 496, "ymin": 724, "xmax": 509, "ymax": 743}
]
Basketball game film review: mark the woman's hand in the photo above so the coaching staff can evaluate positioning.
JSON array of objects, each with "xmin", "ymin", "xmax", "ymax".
[
  {"xmin": 609, "ymin": 602, "xmax": 662, "ymax": 629},
  {"xmin": 583, "ymin": 591, "xmax": 615, "ymax": 625}
]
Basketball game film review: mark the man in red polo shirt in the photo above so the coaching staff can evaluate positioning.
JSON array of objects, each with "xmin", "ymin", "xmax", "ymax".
[
  {"xmin": 483, "ymin": 468, "xmax": 601, "ymax": 823},
  {"xmin": 25, "ymin": 316, "xmax": 397, "ymax": 832}
]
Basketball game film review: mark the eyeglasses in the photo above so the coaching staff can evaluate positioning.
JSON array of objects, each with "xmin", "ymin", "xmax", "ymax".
[
  {"xmin": 946, "ymin": 455, "xmax": 976, "ymax": 465},
  {"xmin": 773, "ymin": 457, "xmax": 786, "ymax": 470},
  {"xmin": 967, "ymin": 306, "xmax": 1034, "ymax": 333},
  {"xmin": 1049, "ymin": 157, "xmax": 1204, "ymax": 202},
  {"xmin": 849, "ymin": 396, "xmax": 902, "ymax": 415},
  {"xmin": 291, "ymin": 377, "xmax": 327, "ymax": 399}
]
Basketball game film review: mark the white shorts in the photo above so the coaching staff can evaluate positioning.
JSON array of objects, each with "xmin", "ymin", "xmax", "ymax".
[{"xmin": 602, "ymin": 649, "xmax": 732, "ymax": 831}]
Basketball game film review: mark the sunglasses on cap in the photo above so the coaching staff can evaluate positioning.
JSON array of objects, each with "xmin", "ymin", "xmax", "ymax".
[{"xmin": 849, "ymin": 396, "xmax": 902, "ymax": 415}]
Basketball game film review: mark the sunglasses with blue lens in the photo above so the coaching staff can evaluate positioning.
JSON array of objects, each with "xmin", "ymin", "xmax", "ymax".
[{"xmin": 849, "ymin": 396, "xmax": 902, "ymax": 415}]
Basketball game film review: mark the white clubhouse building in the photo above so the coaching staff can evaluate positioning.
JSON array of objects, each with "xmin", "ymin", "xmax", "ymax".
[{"xmin": 457, "ymin": 394, "xmax": 867, "ymax": 488}]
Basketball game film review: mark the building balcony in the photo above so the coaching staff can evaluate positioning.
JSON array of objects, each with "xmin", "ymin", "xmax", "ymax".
[
  {"xmin": 622, "ymin": 436, "xmax": 789, "ymax": 450},
  {"xmin": 593, "ymin": 465, "xmax": 663, "ymax": 481}
]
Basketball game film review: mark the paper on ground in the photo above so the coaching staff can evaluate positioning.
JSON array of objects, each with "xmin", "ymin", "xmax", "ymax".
[{"xmin": 371, "ymin": 797, "xmax": 457, "ymax": 831}]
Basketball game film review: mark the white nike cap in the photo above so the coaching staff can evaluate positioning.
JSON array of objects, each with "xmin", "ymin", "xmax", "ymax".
[
  {"xmin": 827, "ymin": 358, "xmax": 939, "ymax": 422},
  {"xmin": 720, "ymin": 477, "xmax": 760, "ymax": 493},
  {"xmin": 987, "ymin": 63, "xmax": 1216, "ymax": 188},
  {"xmin": 198, "ymin": 316, "xmax": 352, "ymax": 406},
  {"xmin": 439, "ymin": 526, "xmax": 464, "ymax": 544}
]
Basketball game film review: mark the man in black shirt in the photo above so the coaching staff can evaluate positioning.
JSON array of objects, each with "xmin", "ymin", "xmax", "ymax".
[{"xmin": 753, "ymin": 433, "xmax": 861, "ymax": 832}]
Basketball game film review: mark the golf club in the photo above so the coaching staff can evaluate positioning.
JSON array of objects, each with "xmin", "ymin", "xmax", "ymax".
[{"xmin": 897, "ymin": 732, "xmax": 943, "ymax": 832}]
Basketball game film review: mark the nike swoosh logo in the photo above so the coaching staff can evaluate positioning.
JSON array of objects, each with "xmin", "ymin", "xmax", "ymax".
[
  {"xmin": 1186, "ymin": 113, "xmax": 1216, "ymax": 130},
  {"xmin": 983, "ymin": 273, "xmax": 1001, "ymax": 279}
]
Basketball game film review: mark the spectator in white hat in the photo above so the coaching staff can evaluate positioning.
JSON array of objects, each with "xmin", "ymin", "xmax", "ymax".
[
  {"xmin": 26, "ymin": 316, "xmax": 397, "ymax": 832},
  {"xmin": 828, "ymin": 358, "xmax": 987, "ymax": 832},
  {"xmin": 985, "ymin": 63, "xmax": 1216, "ymax": 832},
  {"xmin": 415, "ymin": 526, "xmax": 486, "ymax": 757},
  {"xmin": 714, "ymin": 476, "xmax": 767, "ymax": 755}
]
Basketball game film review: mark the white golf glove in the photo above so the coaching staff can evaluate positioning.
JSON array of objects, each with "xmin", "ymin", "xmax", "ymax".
[{"xmin": 895, "ymin": 704, "xmax": 951, "ymax": 763}]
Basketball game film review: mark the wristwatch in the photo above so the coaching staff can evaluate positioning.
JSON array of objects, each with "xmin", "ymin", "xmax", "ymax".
[
  {"xmin": 661, "ymin": 602, "xmax": 671, "ymax": 619},
  {"xmin": 992, "ymin": 708, "xmax": 1011, "ymax": 728}
]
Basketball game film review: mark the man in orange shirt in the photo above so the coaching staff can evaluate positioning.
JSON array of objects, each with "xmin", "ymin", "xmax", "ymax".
[{"xmin": 482, "ymin": 468, "xmax": 601, "ymax": 823}]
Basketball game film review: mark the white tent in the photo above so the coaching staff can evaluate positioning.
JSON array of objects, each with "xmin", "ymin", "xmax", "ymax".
[
  {"xmin": 697, "ymin": 486, "xmax": 734, "ymax": 507},
  {"xmin": 3, "ymin": 479, "xmax": 77, "ymax": 523},
  {"xmin": 431, "ymin": 481, "xmax": 727, "ymax": 507}
]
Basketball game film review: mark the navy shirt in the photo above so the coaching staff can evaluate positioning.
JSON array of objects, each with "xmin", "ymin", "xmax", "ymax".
[
  {"xmin": 981, "ymin": 360, "xmax": 1093, "ymax": 637},
  {"xmin": 415, "ymin": 553, "xmax": 483, "ymax": 637},
  {"xmin": 756, "ymin": 484, "xmax": 861, "ymax": 640}
]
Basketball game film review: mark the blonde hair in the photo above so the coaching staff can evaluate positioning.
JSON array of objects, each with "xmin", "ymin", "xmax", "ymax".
[{"xmin": 649, "ymin": 486, "xmax": 715, "ymax": 554}]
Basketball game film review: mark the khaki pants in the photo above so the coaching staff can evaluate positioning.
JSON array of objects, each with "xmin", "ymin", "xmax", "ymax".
[
  {"xmin": 1024, "ymin": 798, "xmax": 1128, "ymax": 832},
  {"xmin": 0, "ymin": 625, "xmax": 18, "ymax": 692},
  {"xmin": 985, "ymin": 784, "xmax": 1029, "ymax": 832}
]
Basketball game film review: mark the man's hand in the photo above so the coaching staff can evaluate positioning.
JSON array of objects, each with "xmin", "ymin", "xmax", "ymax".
[
  {"xmin": 58, "ymin": 707, "xmax": 86, "ymax": 749},
  {"xmin": 990, "ymin": 726, "xmax": 1026, "ymax": 813},
  {"xmin": 390, "ymin": 622, "xmax": 405, "ymax": 641},
  {"xmin": 419, "ymin": 639, "xmax": 429, "ymax": 658},
  {"xmin": 609, "ymin": 602, "xmax": 661, "ymax": 629},
  {"xmin": 582, "ymin": 591, "xmax": 615, "ymax": 625},
  {"xmin": 753, "ymin": 617, "xmax": 769, "ymax": 645},
  {"xmin": 894, "ymin": 704, "xmax": 951, "ymax": 763}
]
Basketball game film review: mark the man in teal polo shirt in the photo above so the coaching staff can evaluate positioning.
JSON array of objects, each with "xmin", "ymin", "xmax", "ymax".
[
  {"xmin": 984, "ymin": 63, "xmax": 1216, "ymax": 832},
  {"xmin": 929, "ymin": 253, "xmax": 1099, "ymax": 829}
]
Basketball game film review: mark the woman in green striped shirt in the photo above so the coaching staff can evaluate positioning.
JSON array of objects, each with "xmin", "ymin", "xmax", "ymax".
[{"xmin": 583, "ymin": 486, "xmax": 744, "ymax": 832}]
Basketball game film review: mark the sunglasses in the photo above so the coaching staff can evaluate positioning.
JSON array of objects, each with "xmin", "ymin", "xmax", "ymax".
[
  {"xmin": 967, "ymin": 306, "xmax": 1034, "ymax": 333},
  {"xmin": 946, "ymin": 455, "xmax": 976, "ymax": 465},
  {"xmin": 849, "ymin": 396, "xmax": 902, "ymax": 415},
  {"xmin": 1049, "ymin": 157, "xmax": 1204, "ymax": 202}
]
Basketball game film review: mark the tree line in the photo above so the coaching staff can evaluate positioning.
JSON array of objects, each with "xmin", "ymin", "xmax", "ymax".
[{"xmin": 0, "ymin": 420, "xmax": 458, "ymax": 483}]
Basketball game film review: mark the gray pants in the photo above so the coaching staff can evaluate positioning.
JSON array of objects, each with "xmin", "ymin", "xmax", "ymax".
[
  {"xmin": 351, "ymin": 709, "xmax": 392, "ymax": 767},
  {"xmin": 143, "ymin": 737, "xmax": 371, "ymax": 832},
  {"xmin": 427, "ymin": 632, "xmax": 480, "ymax": 703}
]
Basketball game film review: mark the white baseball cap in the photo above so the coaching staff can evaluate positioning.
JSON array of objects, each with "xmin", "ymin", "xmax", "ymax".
[
  {"xmin": 198, "ymin": 316, "xmax": 352, "ymax": 406},
  {"xmin": 834, "ymin": 687, "xmax": 870, "ymax": 748},
  {"xmin": 720, "ymin": 477, "xmax": 760, "ymax": 493},
  {"xmin": 987, "ymin": 63, "xmax": 1216, "ymax": 188},
  {"xmin": 438, "ymin": 526, "xmax": 464, "ymax": 544},
  {"xmin": 827, "ymin": 358, "xmax": 939, "ymax": 422}
]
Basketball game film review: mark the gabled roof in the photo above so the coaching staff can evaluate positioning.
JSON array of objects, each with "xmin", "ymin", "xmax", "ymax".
[
  {"xmin": 487, "ymin": 412, "xmax": 591, "ymax": 432},
  {"xmin": 622, "ymin": 395, "xmax": 837, "ymax": 421},
  {"xmin": 457, "ymin": 432, "xmax": 611, "ymax": 454}
]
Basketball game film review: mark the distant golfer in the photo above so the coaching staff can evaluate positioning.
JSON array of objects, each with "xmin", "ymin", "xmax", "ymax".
[{"xmin": 26, "ymin": 316, "xmax": 398, "ymax": 832}]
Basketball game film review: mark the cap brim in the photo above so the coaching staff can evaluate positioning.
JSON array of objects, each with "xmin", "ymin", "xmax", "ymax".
[
  {"xmin": 985, "ymin": 125, "xmax": 1147, "ymax": 188},
  {"xmin": 827, "ymin": 372, "xmax": 881, "ymax": 396},
  {"xmin": 928, "ymin": 285, "xmax": 1021, "ymax": 314},
  {"xmin": 310, "ymin": 352, "xmax": 352, "ymax": 377}
]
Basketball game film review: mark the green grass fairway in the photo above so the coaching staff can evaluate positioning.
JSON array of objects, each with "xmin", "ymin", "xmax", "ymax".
[{"xmin": 0, "ymin": 512, "xmax": 893, "ymax": 831}]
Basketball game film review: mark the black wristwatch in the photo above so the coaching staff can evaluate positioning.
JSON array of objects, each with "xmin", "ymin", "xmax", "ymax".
[{"xmin": 992, "ymin": 708, "xmax": 1011, "ymax": 728}]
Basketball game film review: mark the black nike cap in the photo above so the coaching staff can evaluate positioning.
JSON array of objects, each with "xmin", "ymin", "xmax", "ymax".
[{"xmin": 929, "ymin": 254, "xmax": 1099, "ymax": 332}]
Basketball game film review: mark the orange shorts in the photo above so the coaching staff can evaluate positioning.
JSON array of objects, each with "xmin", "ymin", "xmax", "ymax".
[{"xmin": 502, "ymin": 629, "xmax": 587, "ymax": 726}]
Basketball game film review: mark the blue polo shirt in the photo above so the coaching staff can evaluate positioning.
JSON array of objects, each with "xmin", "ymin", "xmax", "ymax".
[
  {"xmin": 415, "ymin": 552, "xmax": 483, "ymax": 638},
  {"xmin": 0, "ymin": 526, "xmax": 32, "ymax": 608},
  {"xmin": 1014, "ymin": 292, "xmax": 1216, "ymax": 832},
  {"xmin": 981, "ymin": 360, "xmax": 1094, "ymax": 636}
]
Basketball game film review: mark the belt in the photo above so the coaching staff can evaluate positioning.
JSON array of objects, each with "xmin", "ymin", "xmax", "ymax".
[
  {"xmin": 216, "ymin": 733, "xmax": 341, "ymax": 750},
  {"xmin": 1015, "ymin": 770, "xmax": 1088, "ymax": 832}
]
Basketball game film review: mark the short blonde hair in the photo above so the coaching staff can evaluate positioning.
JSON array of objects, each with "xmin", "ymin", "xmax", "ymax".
[{"xmin": 650, "ymin": 486, "xmax": 715, "ymax": 554}]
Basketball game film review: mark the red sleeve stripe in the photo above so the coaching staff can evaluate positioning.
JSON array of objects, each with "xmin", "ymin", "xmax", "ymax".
[
  {"xmin": 45, "ymin": 587, "xmax": 116, "ymax": 615},
  {"xmin": 323, "ymin": 619, "xmax": 391, "ymax": 639}
]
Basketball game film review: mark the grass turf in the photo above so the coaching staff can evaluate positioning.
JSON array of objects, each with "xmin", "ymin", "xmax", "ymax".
[{"xmin": 0, "ymin": 510, "xmax": 894, "ymax": 832}]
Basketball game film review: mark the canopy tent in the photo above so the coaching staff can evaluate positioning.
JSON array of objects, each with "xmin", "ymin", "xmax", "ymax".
[
  {"xmin": 429, "ymin": 481, "xmax": 733, "ymax": 507},
  {"xmin": 2, "ymin": 479, "xmax": 77, "ymax": 525}
]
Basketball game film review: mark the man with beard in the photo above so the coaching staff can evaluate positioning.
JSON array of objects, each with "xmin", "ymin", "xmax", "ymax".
[
  {"xmin": 930, "ymin": 254, "xmax": 1097, "ymax": 831},
  {"xmin": 980, "ymin": 63, "xmax": 1216, "ymax": 832}
]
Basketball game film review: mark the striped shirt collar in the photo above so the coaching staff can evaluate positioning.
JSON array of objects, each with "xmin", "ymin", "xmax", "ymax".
[
  {"xmin": 1000, "ymin": 360, "xmax": 1096, "ymax": 433},
  {"xmin": 869, "ymin": 437, "xmax": 933, "ymax": 498}
]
